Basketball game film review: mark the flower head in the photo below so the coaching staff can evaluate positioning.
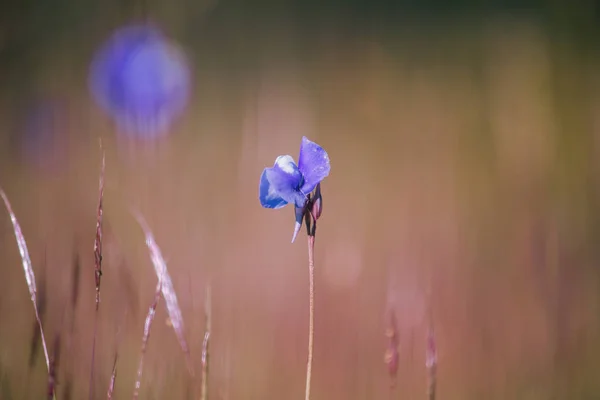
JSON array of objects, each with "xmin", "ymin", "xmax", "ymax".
[
  {"xmin": 259, "ymin": 136, "xmax": 330, "ymax": 242},
  {"xmin": 89, "ymin": 24, "xmax": 191, "ymax": 139}
]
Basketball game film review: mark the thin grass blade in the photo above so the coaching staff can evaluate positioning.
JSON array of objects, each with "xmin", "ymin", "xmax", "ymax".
[
  {"xmin": 201, "ymin": 284, "xmax": 211, "ymax": 400},
  {"xmin": 47, "ymin": 334, "xmax": 61, "ymax": 400},
  {"xmin": 133, "ymin": 279, "xmax": 161, "ymax": 400},
  {"xmin": 426, "ymin": 320, "xmax": 437, "ymax": 400},
  {"xmin": 94, "ymin": 148, "xmax": 105, "ymax": 307},
  {"xmin": 0, "ymin": 188, "xmax": 51, "ymax": 372},
  {"xmin": 132, "ymin": 211, "xmax": 194, "ymax": 376},
  {"xmin": 89, "ymin": 147, "xmax": 105, "ymax": 400},
  {"xmin": 107, "ymin": 353, "xmax": 118, "ymax": 400}
]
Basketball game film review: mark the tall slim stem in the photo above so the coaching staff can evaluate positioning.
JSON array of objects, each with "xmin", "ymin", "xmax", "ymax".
[
  {"xmin": 89, "ymin": 311, "xmax": 99, "ymax": 400},
  {"xmin": 201, "ymin": 285, "xmax": 211, "ymax": 400},
  {"xmin": 426, "ymin": 314, "xmax": 437, "ymax": 400},
  {"xmin": 305, "ymin": 235, "xmax": 315, "ymax": 400}
]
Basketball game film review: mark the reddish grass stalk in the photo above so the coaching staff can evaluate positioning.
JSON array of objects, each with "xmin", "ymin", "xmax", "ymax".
[
  {"xmin": 201, "ymin": 285, "xmax": 211, "ymax": 400},
  {"xmin": 133, "ymin": 279, "xmax": 162, "ymax": 400},
  {"xmin": 133, "ymin": 211, "xmax": 194, "ymax": 376},
  {"xmin": 426, "ymin": 321, "xmax": 437, "ymax": 400},
  {"xmin": 47, "ymin": 335, "xmax": 60, "ymax": 400},
  {"xmin": 47, "ymin": 357, "xmax": 56, "ymax": 400},
  {"xmin": 384, "ymin": 309, "xmax": 399, "ymax": 389},
  {"xmin": 0, "ymin": 189, "xmax": 52, "ymax": 382},
  {"xmin": 107, "ymin": 316, "xmax": 126, "ymax": 400},
  {"xmin": 107, "ymin": 353, "xmax": 118, "ymax": 400},
  {"xmin": 94, "ymin": 149, "xmax": 105, "ymax": 307},
  {"xmin": 89, "ymin": 148, "xmax": 105, "ymax": 400}
]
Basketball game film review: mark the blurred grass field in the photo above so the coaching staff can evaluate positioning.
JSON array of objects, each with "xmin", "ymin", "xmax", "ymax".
[{"xmin": 1, "ymin": 2, "xmax": 600, "ymax": 398}]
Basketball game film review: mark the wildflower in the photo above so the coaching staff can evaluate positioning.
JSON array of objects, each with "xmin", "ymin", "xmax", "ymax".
[
  {"xmin": 89, "ymin": 24, "xmax": 191, "ymax": 138},
  {"xmin": 259, "ymin": 136, "xmax": 330, "ymax": 242}
]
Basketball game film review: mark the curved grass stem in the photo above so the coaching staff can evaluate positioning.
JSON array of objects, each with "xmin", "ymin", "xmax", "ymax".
[{"xmin": 0, "ymin": 188, "xmax": 54, "ymax": 399}]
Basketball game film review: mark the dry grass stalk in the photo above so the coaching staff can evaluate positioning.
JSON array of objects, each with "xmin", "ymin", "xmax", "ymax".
[
  {"xmin": 133, "ymin": 211, "xmax": 194, "ymax": 376},
  {"xmin": 89, "ymin": 147, "xmax": 105, "ymax": 400},
  {"xmin": 201, "ymin": 284, "xmax": 211, "ymax": 400},
  {"xmin": 384, "ymin": 308, "xmax": 399, "ymax": 389},
  {"xmin": 106, "ymin": 353, "xmax": 118, "ymax": 400},
  {"xmin": 0, "ymin": 189, "xmax": 52, "ymax": 392},
  {"xmin": 94, "ymin": 148, "xmax": 105, "ymax": 307},
  {"xmin": 133, "ymin": 278, "xmax": 162, "ymax": 400},
  {"xmin": 426, "ymin": 320, "xmax": 437, "ymax": 400},
  {"xmin": 47, "ymin": 334, "xmax": 61, "ymax": 400},
  {"xmin": 107, "ymin": 313, "xmax": 126, "ymax": 399}
]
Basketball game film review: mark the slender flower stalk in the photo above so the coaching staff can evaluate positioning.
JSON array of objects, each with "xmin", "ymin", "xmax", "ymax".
[
  {"xmin": 305, "ymin": 233, "xmax": 315, "ymax": 400},
  {"xmin": 303, "ymin": 184, "xmax": 322, "ymax": 400}
]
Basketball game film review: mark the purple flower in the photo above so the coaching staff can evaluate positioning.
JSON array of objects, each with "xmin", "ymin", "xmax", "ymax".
[
  {"xmin": 89, "ymin": 24, "xmax": 191, "ymax": 139},
  {"xmin": 259, "ymin": 136, "xmax": 330, "ymax": 242}
]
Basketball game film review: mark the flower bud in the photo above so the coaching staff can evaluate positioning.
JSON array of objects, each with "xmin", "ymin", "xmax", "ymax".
[{"xmin": 311, "ymin": 183, "xmax": 322, "ymax": 221}]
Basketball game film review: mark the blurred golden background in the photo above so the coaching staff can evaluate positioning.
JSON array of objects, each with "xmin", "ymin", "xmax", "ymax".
[{"xmin": 1, "ymin": 0, "xmax": 600, "ymax": 398}]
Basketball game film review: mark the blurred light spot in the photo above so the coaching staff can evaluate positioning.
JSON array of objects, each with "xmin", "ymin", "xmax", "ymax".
[
  {"xmin": 89, "ymin": 24, "xmax": 191, "ymax": 139},
  {"xmin": 322, "ymin": 240, "xmax": 363, "ymax": 290},
  {"xmin": 17, "ymin": 98, "xmax": 68, "ymax": 173},
  {"xmin": 386, "ymin": 269, "xmax": 425, "ymax": 330}
]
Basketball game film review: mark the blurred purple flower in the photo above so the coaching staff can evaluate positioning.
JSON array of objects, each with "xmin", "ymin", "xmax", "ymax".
[
  {"xmin": 89, "ymin": 24, "xmax": 191, "ymax": 138},
  {"xmin": 259, "ymin": 136, "xmax": 330, "ymax": 242}
]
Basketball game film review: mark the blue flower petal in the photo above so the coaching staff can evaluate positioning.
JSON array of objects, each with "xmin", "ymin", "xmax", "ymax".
[
  {"xmin": 297, "ymin": 136, "xmax": 331, "ymax": 194},
  {"xmin": 259, "ymin": 169, "xmax": 288, "ymax": 209},
  {"xmin": 259, "ymin": 155, "xmax": 306, "ymax": 208}
]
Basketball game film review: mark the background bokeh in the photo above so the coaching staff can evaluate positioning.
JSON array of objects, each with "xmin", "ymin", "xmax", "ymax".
[{"xmin": 1, "ymin": 0, "xmax": 600, "ymax": 398}]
